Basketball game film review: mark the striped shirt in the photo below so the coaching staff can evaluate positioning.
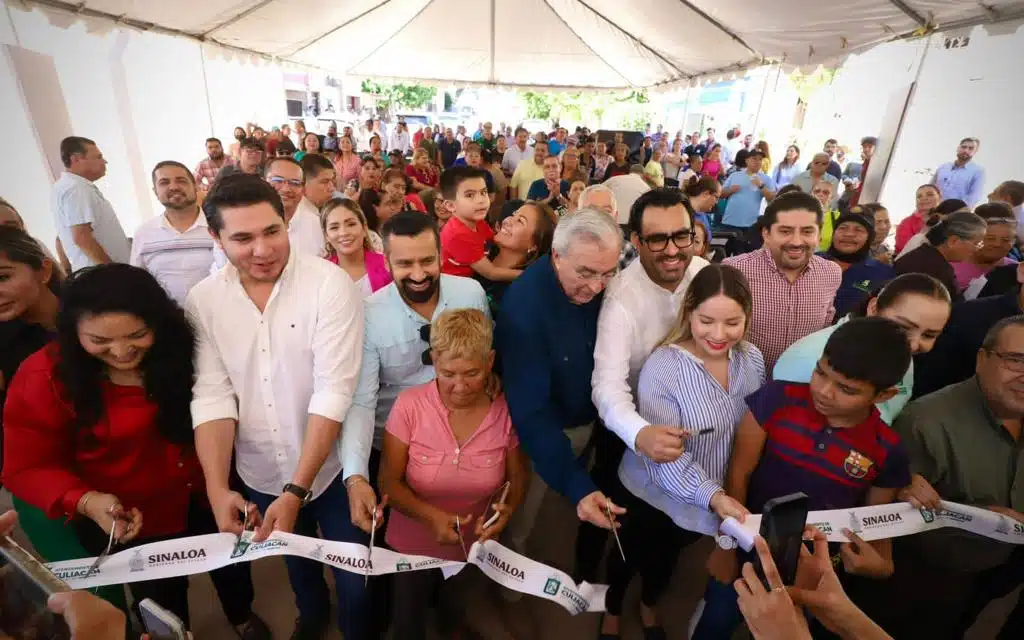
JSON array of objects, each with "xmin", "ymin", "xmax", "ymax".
[
  {"xmin": 618, "ymin": 342, "xmax": 765, "ymax": 535},
  {"xmin": 129, "ymin": 212, "xmax": 214, "ymax": 307},
  {"xmin": 723, "ymin": 248, "xmax": 841, "ymax": 371}
]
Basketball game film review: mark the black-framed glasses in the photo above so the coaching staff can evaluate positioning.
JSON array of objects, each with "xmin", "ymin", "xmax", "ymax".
[
  {"xmin": 638, "ymin": 230, "xmax": 695, "ymax": 252},
  {"xmin": 419, "ymin": 324, "xmax": 432, "ymax": 366}
]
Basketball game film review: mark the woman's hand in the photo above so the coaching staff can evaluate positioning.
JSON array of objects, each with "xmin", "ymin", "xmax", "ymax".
[
  {"xmin": 47, "ymin": 591, "xmax": 127, "ymax": 640},
  {"xmin": 838, "ymin": 529, "xmax": 893, "ymax": 578},
  {"xmin": 430, "ymin": 511, "xmax": 473, "ymax": 545},
  {"xmin": 475, "ymin": 502, "xmax": 511, "ymax": 542},
  {"xmin": 78, "ymin": 492, "xmax": 142, "ymax": 543},
  {"xmin": 734, "ymin": 537, "xmax": 811, "ymax": 640}
]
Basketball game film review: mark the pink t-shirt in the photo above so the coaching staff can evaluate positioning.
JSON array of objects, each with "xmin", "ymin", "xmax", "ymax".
[
  {"xmin": 385, "ymin": 382, "xmax": 518, "ymax": 561},
  {"xmin": 953, "ymin": 257, "xmax": 1016, "ymax": 291}
]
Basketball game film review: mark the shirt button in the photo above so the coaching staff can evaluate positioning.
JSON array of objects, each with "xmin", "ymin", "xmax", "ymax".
[
  {"xmin": 186, "ymin": 483, "xmax": 193, "ymax": 489},
  {"xmin": 453, "ymin": 459, "xmax": 458, "ymax": 465},
  {"xmin": 421, "ymin": 455, "xmax": 427, "ymax": 461},
  {"xmin": 177, "ymin": 461, "xmax": 184, "ymax": 468},
  {"xmin": 817, "ymin": 443, "xmax": 826, "ymax": 451}
]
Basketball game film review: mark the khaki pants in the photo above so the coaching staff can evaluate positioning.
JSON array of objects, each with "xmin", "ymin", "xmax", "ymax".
[{"xmin": 502, "ymin": 423, "xmax": 595, "ymax": 556}]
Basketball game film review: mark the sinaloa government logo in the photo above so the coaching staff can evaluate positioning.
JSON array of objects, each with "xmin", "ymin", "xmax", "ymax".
[
  {"xmin": 129, "ymin": 549, "xmax": 145, "ymax": 573},
  {"xmin": 995, "ymin": 515, "xmax": 1011, "ymax": 536},
  {"xmin": 147, "ymin": 547, "xmax": 207, "ymax": 568},
  {"xmin": 847, "ymin": 511, "xmax": 863, "ymax": 535},
  {"xmin": 485, "ymin": 552, "xmax": 525, "ymax": 581},
  {"xmin": 543, "ymin": 577, "xmax": 561, "ymax": 596},
  {"xmin": 309, "ymin": 544, "xmax": 324, "ymax": 561}
]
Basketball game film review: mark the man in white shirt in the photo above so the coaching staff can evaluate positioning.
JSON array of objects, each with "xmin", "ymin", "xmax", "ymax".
[
  {"xmin": 356, "ymin": 118, "xmax": 375, "ymax": 153},
  {"xmin": 187, "ymin": 174, "xmax": 367, "ymax": 639},
  {"xmin": 501, "ymin": 126, "xmax": 533, "ymax": 177},
  {"xmin": 388, "ymin": 121, "xmax": 411, "ymax": 156},
  {"xmin": 340, "ymin": 211, "xmax": 489, "ymax": 532},
  {"xmin": 603, "ymin": 166, "xmax": 652, "ymax": 225},
  {"xmin": 130, "ymin": 161, "xmax": 215, "ymax": 306},
  {"xmin": 52, "ymin": 136, "xmax": 130, "ymax": 272},
  {"xmin": 210, "ymin": 157, "xmax": 325, "ymax": 273},
  {"xmin": 591, "ymin": 188, "xmax": 709, "ymax": 636}
]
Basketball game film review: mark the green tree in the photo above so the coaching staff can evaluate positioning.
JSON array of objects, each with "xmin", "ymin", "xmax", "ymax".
[
  {"xmin": 788, "ymin": 68, "xmax": 840, "ymax": 102},
  {"xmin": 360, "ymin": 80, "xmax": 436, "ymax": 115},
  {"xmin": 522, "ymin": 91, "xmax": 552, "ymax": 120}
]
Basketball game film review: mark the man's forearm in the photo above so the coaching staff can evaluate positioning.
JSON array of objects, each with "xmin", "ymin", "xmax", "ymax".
[
  {"xmin": 194, "ymin": 419, "xmax": 237, "ymax": 493},
  {"xmin": 74, "ymin": 231, "xmax": 112, "ymax": 264},
  {"xmin": 291, "ymin": 414, "xmax": 342, "ymax": 489}
]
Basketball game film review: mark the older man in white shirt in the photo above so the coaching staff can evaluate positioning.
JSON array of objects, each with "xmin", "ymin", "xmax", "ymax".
[
  {"xmin": 130, "ymin": 161, "xmax": 214, "ymax": 306},
  {"xmin": 388, "ymin": 121, "xmax": 411, "ymax": 156},
  {"xmin": 52, "ymin": 136, "xmax": 130, "ymax": 271},
  {"xmin": 187, "ymin": 174, "xmax": 366, "ymax": 640},
  {"xmin": 591, "ymin": 187, "xmax": 709, "ymax": 636},
  {"xmin": 501, "ymin": 126, "xmax": 534, "ymax": 177}
]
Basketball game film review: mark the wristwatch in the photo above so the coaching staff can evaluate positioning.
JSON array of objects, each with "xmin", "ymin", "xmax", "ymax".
[{"xmin": 282, "ymin": 483, "xmax": 312, "ymax": 506}]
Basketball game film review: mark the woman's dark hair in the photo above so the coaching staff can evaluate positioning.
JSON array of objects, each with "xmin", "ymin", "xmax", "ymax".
[
  {"xmin": 781, "ymin": 145, "xmax": 800, "ymax": 166},
  {"xmin": 660, "ymin": 264, "xmax": 752, "ymax": 347},
  {"xmin": 851, "ymin": 272, "xmax": 951, "ymax": 317},
  {"xmin": 925, "ymin": 211, "xmax": 985, "ymax": 247},
  {"xmin": 974, "ymin": 201, "xmax": 1015, "ymax": 221},
  {"xmin": 0, "ymin": 226, "xmax": 62, "ymax": 295},
  {"xmin": 55, "ymin": 264, "xmax": 196, "ymax": 445},
  {"xmin": 523, "ymin": 201, "xmax": 558, "ymax": 266},
  {"xmin": 776, "ymin": 184, "xmax": 803, "ymax": 197},
  {"xmin": 358, "ymin": 190, "xmax": 382, "ymax": 232},
  {"xmin": 823, "ymin": 317, "xmax": 911, "ymax": 391},
  {"xmin": 684, "ymin": 176, "xmax": 720, "ymax": 198}
]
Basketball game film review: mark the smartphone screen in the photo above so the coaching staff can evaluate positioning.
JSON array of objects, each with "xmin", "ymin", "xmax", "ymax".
[
  {"xmin": 754, "ymin": 492, "xmax": 810, "ymax": 587},
  {"xmin": 0, "ymin": 536, "xmax": 71, "ymax": 640}
]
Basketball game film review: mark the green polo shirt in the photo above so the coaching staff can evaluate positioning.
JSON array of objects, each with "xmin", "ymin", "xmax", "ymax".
[{"xmin": 892, "ymin": 377, "xmax": 1024, "ymax": 571}]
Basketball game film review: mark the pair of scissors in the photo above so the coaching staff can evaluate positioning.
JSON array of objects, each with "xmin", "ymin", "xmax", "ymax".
[
  {"xmin": 606, "ymin": 502, "xmax": 626, "ymax": 563},
  {"xmin": 85, "ymin": 508, "xmax": 133, "ymax": 579},
  {"xmin": 454, "ymin": 516, "xmax": 468, "ymax": 560},
  {"xmin": 364, "ymin": 508, "xmax": 378, "ymax": 586},
  {"xmin": 238, "ymin": 501, "xmax": 256, "ymax": 543}
]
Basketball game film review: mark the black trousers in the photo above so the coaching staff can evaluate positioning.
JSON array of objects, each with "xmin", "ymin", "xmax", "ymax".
[
  {"xmin": 603, "ymin": 480, "xmax": 703, "ymax": 616},
  {"xmin": 76, "ymin": 496, "xmax": 254, "ymax": 628},
  {"xmin": 954, "ymin": 546, "xmax": 1024, "ymax": 639},
  {"xmin": 574, "ymin": 423, "xmax": 625, "ymax": 584}
]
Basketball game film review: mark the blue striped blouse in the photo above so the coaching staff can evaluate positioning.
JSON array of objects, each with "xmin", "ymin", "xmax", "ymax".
[{"xmin": 618, "ymin": 342, "xmax": 766, "ymax": 535}]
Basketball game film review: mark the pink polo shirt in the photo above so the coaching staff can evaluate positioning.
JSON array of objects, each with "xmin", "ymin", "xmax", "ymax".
[{"xmin": 385, "ymin": 381, "xmax": 518, "ymax": 561}]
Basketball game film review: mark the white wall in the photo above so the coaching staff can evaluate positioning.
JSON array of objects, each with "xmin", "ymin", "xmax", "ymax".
[{"xmin": 0, "ymin": 2, "xmax": 292, "ymax": 249}]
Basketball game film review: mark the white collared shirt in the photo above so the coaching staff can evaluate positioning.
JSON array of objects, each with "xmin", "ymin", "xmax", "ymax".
[
  {"xmin": 210, "ymin": 203, "xmax": 325, "ymax": 274},
  {"xmin": 501, "ymin": 144, "xmax": 532, "ymax": 175},
  {"xmin": 592, "ymin": 255, "xmax": 709, "ymax": 450},
  {"xmin": 130, "ymin": 211, "xmax": 214, "ymax": 307},
  {"xmin": 389, "ymin": 130, "xmax": 411, "ymax": 155},
  {"xmin": 187, "ymin": 249, "xmax": 364, "ymax": 498},
  {"xmin": 52, "ymin": 172, "xmax": 131, "ymax": 271}
]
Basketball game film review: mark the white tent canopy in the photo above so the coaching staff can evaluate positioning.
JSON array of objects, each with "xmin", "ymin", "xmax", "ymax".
[{"xmin": 19, "ymin": 0, "xmax": 1024, "ymax": 88}]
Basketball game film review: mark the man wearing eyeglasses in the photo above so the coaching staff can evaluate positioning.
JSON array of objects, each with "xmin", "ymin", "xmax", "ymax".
[
  {"xmin": 859, "ymin": 315, "xmax": 1024, "ymax": 639},
  {"xmin": 589, "ymin": 189, "xmax": 710, "ymax": 630},
  {"xmin": 210, "ymin": 157, "xmax": 324, "ymax": 273}
]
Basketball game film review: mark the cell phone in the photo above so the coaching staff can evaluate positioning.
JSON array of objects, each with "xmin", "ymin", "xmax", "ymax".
[
  {"xmin": 754, "ymin": 492, "xmax": 810, "ymax": 587},
  {"xmin": 139, "ymin": 598, "xmax": 188, "ymax": 640},
  {"xmin": 0, "ymin": 534, "xmax": 71, "ymax": 639}
]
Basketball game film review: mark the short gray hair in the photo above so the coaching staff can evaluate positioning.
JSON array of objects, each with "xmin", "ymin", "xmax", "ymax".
[
  {"xmin": 578, "ymin": 183, "xmax": 618, "ymax": 213},
  {"xmin": 982, "ymin": 314, "xmax": 1024, "ymax": 350},
  {"xmin": 551, "ymin": 208, "xmax": 623, "ymax": 256}
]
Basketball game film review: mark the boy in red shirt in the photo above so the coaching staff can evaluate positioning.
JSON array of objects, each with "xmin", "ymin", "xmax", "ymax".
[
  {"xmin": 693, "ymin": 317, "xmax": 914, "ymax": 639},
  {"xmin": 439, "ymin": 166, "xmax": 522, "ymax": 282}
]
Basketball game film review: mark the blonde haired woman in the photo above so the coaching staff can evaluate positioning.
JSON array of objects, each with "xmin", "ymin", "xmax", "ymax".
[
  {"xmin": 380, "ymin": 308, "xmax": 526, "ymax": 639},
  {"xmin": 320, "ymin": 198, "xmax": 390, "ymax": 296},
  {"xmin": 600, "ymin": 264, "xmax": 760, "ymax": 639}
]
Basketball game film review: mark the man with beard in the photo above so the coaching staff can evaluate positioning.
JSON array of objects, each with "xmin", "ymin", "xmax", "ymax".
[
  {"xmin": 723, "ymin": 191, "xmax": 841, "ymax": 369},
  {"xmin": 188, "ymin": 174, "xmax": 365, "ymax": 640},
  {"xmin": 933, "ymin": 137, "xmax": 985, "ymax": 206},
  {"xmin": 194, "ymin": 137, "xmax": 236, "ymax": 191},
  {"xmin": 210, "ymin": 157, "xmax": 324, "ymax": 273},
  {"xmin": 340, "ymin": 211, "xmax": 489, "ymax": 537},
  {"xmin": 131, "ymin": 161, "xmax": 216, "ymax": 306},
  {"xmin": 821, "ymin": 211, "xmax": 895, "ymax": 319}
]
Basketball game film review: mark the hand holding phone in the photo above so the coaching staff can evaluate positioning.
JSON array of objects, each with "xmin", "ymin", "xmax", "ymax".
[
  {"xmin": 139, "ymin": 599, "xmax": 188, "ymax": 640},
  {"xmin": 0, "ymin": 535, "xmax": 71, "ymax": 639},
  {"xmin": 754, "ymin": 492, "xmax": 810, "ymax": 588}
]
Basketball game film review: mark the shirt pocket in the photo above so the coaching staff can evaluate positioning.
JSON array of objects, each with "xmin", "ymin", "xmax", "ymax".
[
  {"xmin": 465, "ymin": 447, "xmax": 506, "ymax": 474},
  {"xmin": 407, "ymin": 444, "xmax": 446, "ymax": 484}
]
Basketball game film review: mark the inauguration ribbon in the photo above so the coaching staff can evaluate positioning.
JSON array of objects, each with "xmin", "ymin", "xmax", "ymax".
[{"xmin": 42, "ymin": 500, "xmax": 1023, "ymax": 615}]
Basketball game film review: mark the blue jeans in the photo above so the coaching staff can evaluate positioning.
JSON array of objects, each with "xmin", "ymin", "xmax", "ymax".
[
  {"xmin": 691, "ymin": 577, "xmax": 743, "ymax": 640},
  {"xmin": 247, "ymin": 473, "xmax": 371, "ymax": 639}
]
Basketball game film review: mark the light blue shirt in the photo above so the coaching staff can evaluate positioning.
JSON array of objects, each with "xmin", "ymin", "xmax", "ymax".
[
  {"xmin": 338, "ymin": 275, "xmax": 490, "ymax": 480},
  {"xmin": 773, "ymin": 162, "xmax": 801, "ymax": 188},
  {"xmin": 772, "ymin": 316, "xmax": 913, "ymax": 425},
  {"xmin": 723, "ymin": 171, "xmax": 776, "ymax": 228},
  {"xmin": 619, "ymin": 343, "xmax": 765, "ymax": 535},
  {"xmin": 934, "ymin": 161, "xmax": 985, "ymax": 206}
]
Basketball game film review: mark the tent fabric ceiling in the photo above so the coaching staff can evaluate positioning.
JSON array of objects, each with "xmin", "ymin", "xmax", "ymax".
[{"xmin": 22, "ymin": 0, "xmax": 1024, "ymax": 88}]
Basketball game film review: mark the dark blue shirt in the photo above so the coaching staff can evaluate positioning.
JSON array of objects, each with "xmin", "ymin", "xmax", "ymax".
[
  {"xmin": 526, "ymin": 179, "xmax": 570, "ymax": 202},
  {"xmin": 817, "ymin": 254, "xmax": 895, "ymax": 319},
  {"xmin": 495, "ymin": 255, "xmax": 600, "ymax": 504}
]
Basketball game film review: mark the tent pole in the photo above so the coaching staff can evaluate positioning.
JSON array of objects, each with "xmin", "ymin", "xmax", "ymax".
[
  {"xmin": 679, "ymin": 84, "xmax": 691, "ymax": 135},
  {"xmin": 199, "ymin": 44, "xmax": 216, "ymax": 136},
  {"xmin": 750, "ymin": 64, "xmax": 774, "ymax": 138}
]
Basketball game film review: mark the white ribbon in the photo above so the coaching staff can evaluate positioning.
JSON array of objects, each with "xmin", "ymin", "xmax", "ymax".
[{"xmin": 42, "ymin": 500, "xmax": 1022, "ymax": 615}]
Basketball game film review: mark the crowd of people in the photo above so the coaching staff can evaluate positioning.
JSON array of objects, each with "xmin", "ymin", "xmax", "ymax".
[{"xmin": 0, "ymin": 115, "xmax": 1022, "ymax": 640}]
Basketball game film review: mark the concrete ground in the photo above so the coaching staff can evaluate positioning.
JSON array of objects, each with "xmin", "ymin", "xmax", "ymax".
[{"xmin": 3, "ymin": 488, "xmax": 1016, "ymax": 639}]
